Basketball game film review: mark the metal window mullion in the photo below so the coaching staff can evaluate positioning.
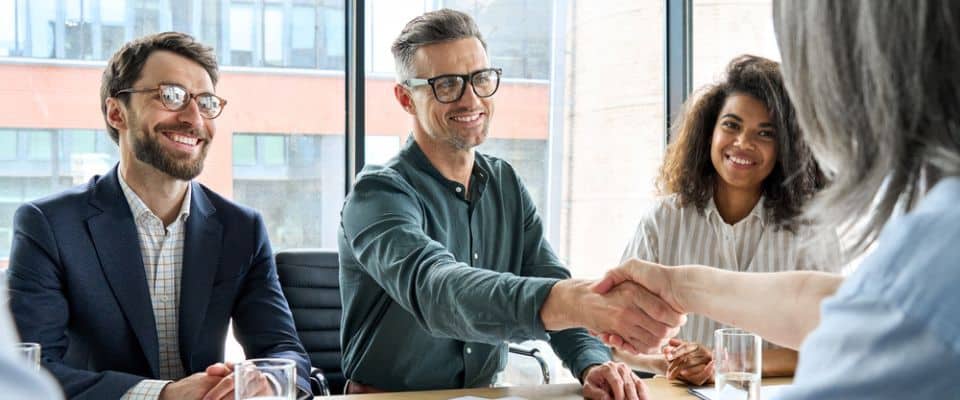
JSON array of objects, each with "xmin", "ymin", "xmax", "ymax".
[
  {"xmin": 253, "ymin": 0, "xmax": 264, "ymax": 66},
  {"xmin": 191, "ymin": 0, "xmax": 202, "ymax": 42},
  {"xmin": 664, "ymin": 0, "xmax": 692, "ymax": 144},
  {"xmin": 54, "ymin": 0, "xmax": 66, "ymax": 58},
  {"xmin": 91, "ymin": 0, "xmax": 103, "ymax": 59},
  {"xmin": 124, "ymin": 0, "xmax": 135, "ymax": 42},
  {"xmin": 282, "ymin": 0, "xmax": 293, "ymax": 67},
  {"xmin": 345, "ymin": 0, "xmax": 364, "ymax": 194},
  {"xmin": 545, "ymin": 0, "xmax": 568, "ymax": 250},
  {"xmin": 221, "ymin": 1, "xmax": 231, "ymax": 65},
  {"xmin": 21, "ymin": 0, "xmax": 32, "ymax": 56}
]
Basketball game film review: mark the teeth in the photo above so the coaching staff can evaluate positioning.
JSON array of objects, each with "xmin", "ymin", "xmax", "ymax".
[
  {"xmin": 169, "ymin": 133, "xmax": 199, "ymax": 146},
  {"xmin": 451, "ymin": 114, "xmax": 481, "ymax": 122},
  {"xmin": 728, "ymin": 155, "xmax": 753, "ymax": 166}
]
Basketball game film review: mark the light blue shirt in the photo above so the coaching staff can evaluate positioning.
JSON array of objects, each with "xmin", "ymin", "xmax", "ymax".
[{"xmin": 780, "ymin": 177, "xmax": 960, "ymax": 399}]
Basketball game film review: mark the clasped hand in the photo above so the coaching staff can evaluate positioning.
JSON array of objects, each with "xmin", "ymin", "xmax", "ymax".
[
  {"xmin": 158, "ymin": 362, "xmax": 277, "ymax": 400},
  {"xmin": 588, "ymin": 259, "xmax": 687, "ymax": 354}
]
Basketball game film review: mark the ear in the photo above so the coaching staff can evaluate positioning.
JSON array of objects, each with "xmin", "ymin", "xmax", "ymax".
[
  {"xmin": 105, "ymin": 97, "xmax": 128, "ymax": 132},
  {"xmin": 394, "ymin": 84, "xmax": 417, "ymax": 116}
]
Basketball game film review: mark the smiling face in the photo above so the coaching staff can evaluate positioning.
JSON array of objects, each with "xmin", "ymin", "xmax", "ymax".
[
  {"xmin": 709, "ymin": 93, "xmax": 778, "ymax": 194},
  {"xmin": 402, "ymin": 37, "xmax": 493, "ymax": 152},
  {"xmin": 109, "ymin": 50, "xmax": 215, "ymax": 181}
]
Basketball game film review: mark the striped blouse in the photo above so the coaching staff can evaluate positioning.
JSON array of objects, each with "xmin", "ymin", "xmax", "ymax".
[{"xmin": 621, "ymin": 194, "xmax": 842, "ymax": 348}]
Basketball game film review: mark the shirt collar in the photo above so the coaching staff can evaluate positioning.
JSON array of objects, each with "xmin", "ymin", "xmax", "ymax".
[
  {"xmin": 118, "ymin": 171, "xmax": 192, "ymax": 225},
  {"xmin": 706, "ymin": 194, "xmax": 767, "ymax": 228},
  {"xmin": 400, "ymin": 134, "xmax": 492, "ymax": 195}
]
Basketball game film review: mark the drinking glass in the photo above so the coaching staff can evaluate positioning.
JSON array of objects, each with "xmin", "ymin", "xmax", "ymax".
[
  {"xmin": 714, "ymin": 329, "xmax": 762, "ymax": 400},
  {"xmin": 16, "ymin": 342, "xmax": 41, "ymax": 372},
  {"xmin": 234, "ymin": 358, "xmax": 296, "ymax": 400}
]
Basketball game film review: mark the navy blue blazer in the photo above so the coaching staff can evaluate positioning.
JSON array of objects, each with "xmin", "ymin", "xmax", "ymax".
[{"xmin": 7, "ymin": 166, "xmax": 310, "ymax": 399}]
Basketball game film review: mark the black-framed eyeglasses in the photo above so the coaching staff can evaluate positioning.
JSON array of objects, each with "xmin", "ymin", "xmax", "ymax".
[
  {"xmin": 402, "ymin": 68, "xmax": 502, "ymax": 104},
  {"xmin": 115, "ymin": 83, "xmax": 227, "ymax": 119}
]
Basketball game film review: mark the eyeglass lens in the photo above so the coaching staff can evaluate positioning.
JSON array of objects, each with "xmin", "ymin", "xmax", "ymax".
[
  {"xmin": 159, "ymin": 85, "xmax": 223, "ymax": 118},
  {"xmin": 433, "ymin": 69, "xmax": 500, "ymax": 103}
]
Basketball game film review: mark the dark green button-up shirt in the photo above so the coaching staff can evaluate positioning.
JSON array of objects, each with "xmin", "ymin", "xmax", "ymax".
[{"xmin": 338, "ymin": 137, "xmax": 611, "ymax": 391}]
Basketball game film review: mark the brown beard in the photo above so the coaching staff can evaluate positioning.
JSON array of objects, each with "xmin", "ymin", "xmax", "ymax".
[{"xmin": 131, "ymin": 123, "xmax": 209, "ymax": 181}]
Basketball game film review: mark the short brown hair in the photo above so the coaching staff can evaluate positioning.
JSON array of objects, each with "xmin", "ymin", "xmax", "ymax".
[
  {"xmin": 658, "ymin": 55, "xmax": 824, "ymax": 232},
  {"xmin": 390, "ymin": 9, "xmax": 486, "ymax": 81},
  {"xmin": 100, "ymin": 32, "xmax": 219, "ymax": 143}
]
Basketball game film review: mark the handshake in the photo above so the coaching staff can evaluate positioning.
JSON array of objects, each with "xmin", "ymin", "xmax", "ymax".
[{"xmin": 541, "ymin": 258, "xmax": 688, "ymax": 355}]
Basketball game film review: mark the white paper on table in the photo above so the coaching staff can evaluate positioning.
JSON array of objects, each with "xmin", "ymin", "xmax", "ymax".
[
  {"xmin": 448, "ymin": 397, "xmax": 528, "ymax": 400},
  {"xmin": 689, "ymin": 384, "xmax": 791, "ymax": 400}
]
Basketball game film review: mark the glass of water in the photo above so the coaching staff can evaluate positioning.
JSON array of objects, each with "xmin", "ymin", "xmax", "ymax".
[
  {"xmin": 16, "ymin": 342, "xmax": 41, "ymax": 372},
  {"xmin": 234, "ymin": 358, "xmax": 296, "ymax": 400},
  {"xmin": 714, "ymin": 329, "xmax": 761, "ymax": 400}
]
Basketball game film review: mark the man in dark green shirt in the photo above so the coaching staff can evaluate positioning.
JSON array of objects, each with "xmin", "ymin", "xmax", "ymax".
[{"xmin": 338, "ymin": 9, "xmax": 684, "ymax": 399}]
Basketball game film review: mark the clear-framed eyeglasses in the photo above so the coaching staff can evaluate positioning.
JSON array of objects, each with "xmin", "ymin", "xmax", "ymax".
[
  {"xmin": 115, "ymin": 83, "xmax": 227, "ymax": 119},
  {"xmin": 402, "ymin": 68, "xmax": 503, "ymax": 104}
]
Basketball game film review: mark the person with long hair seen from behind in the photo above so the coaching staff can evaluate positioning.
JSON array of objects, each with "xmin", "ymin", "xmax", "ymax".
[{"xmin": 615, "ymin": 55, "xmax": 840, "ymax": 384}]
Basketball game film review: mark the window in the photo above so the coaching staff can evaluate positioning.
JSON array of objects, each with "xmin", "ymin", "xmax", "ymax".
[
  {"xmin": 0, "ymin": 1, "xmax": 19, "ymax": 56},
  {"xmin": 290, "ymin": 5, "xmax": 317, "ymax": 68},
  {"xmin": 261, "ymin": 135, "xmax": 286, "ymax": 165},
  {"xmin": 27, "ymin": 130, "xmax": 53, "ymax": 161},
  {"xmin": 320, "ymin": 3, "xmax": 345, "ymax": 69},
  {"xmin": 0, "ymin": 0, "xmax": 680, "ymax": 367},
  {"xmin": 229, "ymin": 3, "xmax": 255, "ymax": 66},
  {"xmin": 363, "ymin": 1, "xmax": 665, "ymax": 282},
  {"xmin": 233, "ymin": 133, "xmax": 344, "ymax": 250},
  {"xmin": 233, "ymin": 135, "xmax": 257, "ymax": 165},
  {"xmin": 0, "ymin": 130, "xmax": 16, "ymax": 160},
  {"xmin": 0, "ymin": 1, "xmax": 346, "ymax": 272},
  {"xmin": 64, "ymin": 0, "xmax": 95, "ymax": 60},
  {"xmin": 100, "ymin": 0, "xmax": 128, "ymax": 60},
  {"xmin": 263, "ymin": 5, "xmax": 284, "ymax": 67}
]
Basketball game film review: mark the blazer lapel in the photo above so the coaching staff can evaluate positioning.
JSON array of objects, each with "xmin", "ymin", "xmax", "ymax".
[
  {"xmin": 178, "ymin": 182, "xmax": 222, "ymax": 371},
  {"xmin": 86, "ymin": 167, "xmax": 160, "ymax": 377}
]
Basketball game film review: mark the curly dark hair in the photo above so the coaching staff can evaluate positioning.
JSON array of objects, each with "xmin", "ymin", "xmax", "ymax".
[{"xmin": 657, "ymin": 55, "xmax": 824, "ymax": 232}]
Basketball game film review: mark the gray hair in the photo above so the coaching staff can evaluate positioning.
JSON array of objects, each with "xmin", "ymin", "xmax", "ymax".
[
  {"xmin": 390, "ymin": 9, "xmax": 487, "ymax": 82},
  {"xmin": 773, "ymin": 0, "xmax": 960, "ymax": 257}
]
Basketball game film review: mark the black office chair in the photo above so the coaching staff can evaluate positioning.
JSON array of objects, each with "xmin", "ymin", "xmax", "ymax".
[
  {"xmin": 275, "ymin": 248, "xmax": 551, "ymax": 395},
  {"xmin": 275, "ymin": 248, "xmax": 343, "ymax": 396}
]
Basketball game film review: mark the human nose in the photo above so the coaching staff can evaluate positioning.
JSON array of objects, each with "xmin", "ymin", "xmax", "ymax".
[
  {"xmin": 177, "ymin": 95, "xmax": 205, "ymax": 127},
  {"xmin": 733, "ymin": 131, "xmax": 757, "ymax": 150},
  {"xmin": 455, "ymin": 81, "xmax": 483, "ymax": 106}
]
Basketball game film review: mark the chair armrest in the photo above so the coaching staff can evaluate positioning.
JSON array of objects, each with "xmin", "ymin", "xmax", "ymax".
[
  {"xmin": 310, "ymin": 367, "xmax": 331, "ymax": 396},
  {"xmin": 508, "ymin": 344, "xmax": 551, "ymax": 384}
]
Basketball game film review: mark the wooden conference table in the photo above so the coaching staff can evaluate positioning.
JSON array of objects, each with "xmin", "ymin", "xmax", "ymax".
[{"xmin": 327, "ymin": 377, "xmax": 793, "ymax": 399}]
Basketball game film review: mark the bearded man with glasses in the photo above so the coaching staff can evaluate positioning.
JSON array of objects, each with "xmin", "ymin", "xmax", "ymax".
[
  {"xmin": 337, "ymin": 9, "xmax": 681, "ymax": 399},
  {"xmin": 8, "ymin": 32, "xmax": 311, "ymax": 400}
]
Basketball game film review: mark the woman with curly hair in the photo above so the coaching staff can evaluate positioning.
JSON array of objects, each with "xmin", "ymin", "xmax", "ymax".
[{"xmin": 616, "ymin": 55, "xmax": 841, "ymax": 384}]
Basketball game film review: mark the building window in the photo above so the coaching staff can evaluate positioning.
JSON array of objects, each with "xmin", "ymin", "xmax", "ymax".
[{"xmin": 0, "ymin": 130, "xmax": 16, "ymax": 160}]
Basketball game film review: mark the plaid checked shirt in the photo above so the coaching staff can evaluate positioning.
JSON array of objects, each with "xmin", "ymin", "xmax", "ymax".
[{"xmin": 118, "ymin": 174, "xmax": 192, "ymax": 400}]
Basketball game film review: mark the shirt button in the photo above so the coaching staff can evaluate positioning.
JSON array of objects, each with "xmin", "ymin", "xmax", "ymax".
[
  {"xmin": 466, "ymin": 347, "xmax": 472, "ymax": 354},
  {"xmin": 473, "ymin": 253, "xmax": 479, "ymax": 260},
  {"xmin": 455, "ymin": 187, "xmax": 463, "ymax": 193}
]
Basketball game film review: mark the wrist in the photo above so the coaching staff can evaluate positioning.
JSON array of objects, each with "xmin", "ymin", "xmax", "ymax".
[
  {"xmin": 668, "ymin": 265, "xmax": 695, "ymax": 314},
  {"xmin": 156, "ymin": 381, "xmax": 175, "ymax": 400},
  {"xmin": 579, "ymin": 363, "xmax": 601, "ymax": 382},
  {"xmin": 540, "ymin": 279, "xmax": 589, "ymax": 331}
]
